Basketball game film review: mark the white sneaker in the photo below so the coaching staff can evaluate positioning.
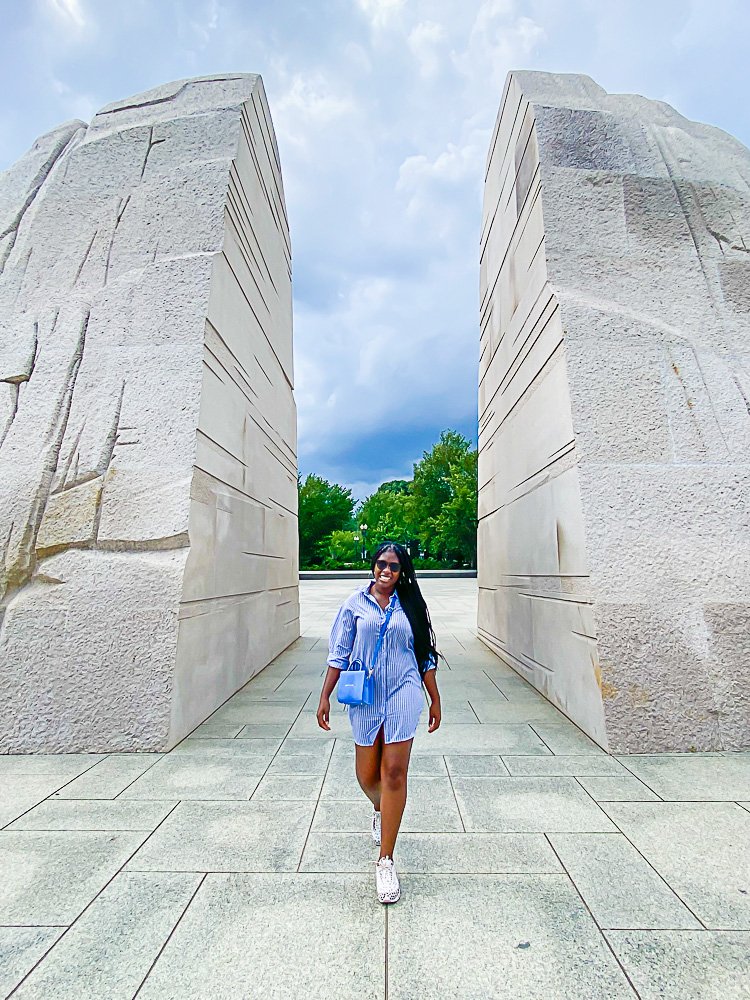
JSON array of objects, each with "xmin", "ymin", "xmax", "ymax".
[
  {"xmin": 371, "ymin": 809, "xmax": 381, "ymax": 846},
  {"xmin": 375, "ymin": 856, "xmax": 400, "ymax": 904}
]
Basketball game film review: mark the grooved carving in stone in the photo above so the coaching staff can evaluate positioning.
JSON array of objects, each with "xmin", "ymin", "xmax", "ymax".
[
  {"xmin": 0, "ymin": 74, "xmax": 299, "ymax": 752},
  {"xmin": 479, "ymin": 71, "xmax": 750, "ymax": 754}
]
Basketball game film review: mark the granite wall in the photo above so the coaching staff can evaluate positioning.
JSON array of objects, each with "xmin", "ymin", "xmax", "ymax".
[
  {"xmin": 0, "ymin": 75, "xmax": 299, "ymax": 752},
  {"xmin": 478, "ymin": 71, "xmax": 750, "ymax": 752}
]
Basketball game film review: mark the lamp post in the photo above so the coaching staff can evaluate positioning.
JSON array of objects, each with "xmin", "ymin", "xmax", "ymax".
[{"xmin": 359, "ymin": 523, "xmax": 368, "ymax": 561}]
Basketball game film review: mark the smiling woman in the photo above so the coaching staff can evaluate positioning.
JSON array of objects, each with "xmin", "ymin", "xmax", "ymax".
[{"xmin": 316, "ymin": 541, "xmax": 441, "ymax": 904}]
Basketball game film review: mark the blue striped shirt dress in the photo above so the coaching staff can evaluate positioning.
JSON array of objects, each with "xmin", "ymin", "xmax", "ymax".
[{"xmin": 327, "ymin": 583, "xmax": 437, "ymax": 745}]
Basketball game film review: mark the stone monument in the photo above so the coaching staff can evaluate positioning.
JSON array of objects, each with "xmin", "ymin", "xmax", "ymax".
[
  {"xmin": 0, "ymin": 75, "xmax": 299, "ymax": 752},
  {"xmin": 479, "ymin": 71, "xmax": 750, "ymax": 753}
]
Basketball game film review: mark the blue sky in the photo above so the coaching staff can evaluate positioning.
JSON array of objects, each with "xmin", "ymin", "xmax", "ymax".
[{"xmin": 1, "ymin": 0, "xmax": 748, "ymax": 499}]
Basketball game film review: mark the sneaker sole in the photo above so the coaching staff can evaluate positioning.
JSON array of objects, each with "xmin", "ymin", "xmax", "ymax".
[{"xmin": 378, "ymin": 890, "xmax": 400, "ymax": 904}]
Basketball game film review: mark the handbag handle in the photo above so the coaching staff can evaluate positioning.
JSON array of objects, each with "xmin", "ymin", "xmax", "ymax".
[{"xmin": 367, "ymin": 599, "xmax": 396, "ymax": 677}]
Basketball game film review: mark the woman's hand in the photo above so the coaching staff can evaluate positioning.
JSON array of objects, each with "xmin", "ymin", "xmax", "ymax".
[
  {"xmin": 428, "ymin": 698, "xmax": 441, "ymax": 733},
  {"xmin": 317, "ymin": 695, "xmax": 331, "ymax": 731}
]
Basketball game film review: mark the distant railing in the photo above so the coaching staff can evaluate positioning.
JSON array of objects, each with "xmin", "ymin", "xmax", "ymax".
[{"xmin": 299, "ymin": 569, "xmax": 477, "ymax": 580}]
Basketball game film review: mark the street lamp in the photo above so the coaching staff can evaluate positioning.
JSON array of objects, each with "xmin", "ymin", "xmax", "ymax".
[{"xmin": 359, "ymin": 523, "xmax": 368, "ymax": 561}]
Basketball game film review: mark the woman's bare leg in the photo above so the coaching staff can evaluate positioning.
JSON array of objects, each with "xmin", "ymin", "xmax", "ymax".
[
  {"xmin": 379, "ymin": 737, "xmax": 413, "ymax": 859},
  {"xmin": 355, "ymin": 725, "xmax": 384, "ymax": 810}
]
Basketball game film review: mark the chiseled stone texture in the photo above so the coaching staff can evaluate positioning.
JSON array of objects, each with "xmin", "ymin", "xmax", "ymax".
[
  {"xmin": 479, "ymin": 71, "xmax": 750, "ymax": 753},
  {"xmin": 0, "ymin": 75, "xmax": 299, "ymax": 752}
]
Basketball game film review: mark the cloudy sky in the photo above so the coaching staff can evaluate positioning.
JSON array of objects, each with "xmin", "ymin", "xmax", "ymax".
[{"xmin": 1, "ymin": 0, "xmax": 748, "ymax": 498}]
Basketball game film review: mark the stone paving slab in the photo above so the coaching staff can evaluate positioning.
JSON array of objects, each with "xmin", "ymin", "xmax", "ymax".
[
  {"xmin": 313, "ymin": 777, "xmax": 464, "ymax": 833},
  {"xmin": 300, "ymin": 832, "xmax": 564, "ymax": 874},
  {"xmin": 119, "ymin": 755, "xmax": 266, "ymax": 800},
  {"xmin": 0, "ymin": 775, "xmax": 74, "ymax": 828},
  {"xmin": 530, "ymin": 722, "xmax": 607, "ymax": 755},
  {"xmin": 0, "ymin": 830, "xmax": 147, "ymax": 923},
  {"xmin": 453, "ymin": 777, "xmax": 618, "ymax": 833},
  {"xmin": 170, "ymin": 737, "xmax": 282, "ymax": 757},
  {"xmin": 135, "ymin": 874, "xmax": 384, "ymax": 1000},
  {"xmin": 0, "ymin": 928, "xmax": 63, "ymax": 998},
  {"xmin": 7, "ymin": 799, "xmax": 177, "ymax": 832},
  {"xmin": 265, "ymin": 752, "xmax": 330, "ymax": 776},
  {"xmin": 209, "ymin": 701, "xmax": 307, "ymax": 725},
  {"xmin": 502, "ymin": 754, "xmax": 628, "ymax": 776},
  {"xmin": 3, "ymin": 579, "xmax": 748, "ymax": 997},
  {"xmin": 617, "ymin": 753, "xmax": 750, "ymax": 801},
  {"xmin": 126, "ymin": 800, "xmax": 315, "ymax": 872},
  {"xmin": 445, "ymin": 754, "xmax": 510, "ymax": 776},
  {"xmin": 602, "ymin": 802, "xmax": 750, "ymax": 929},
  {"xmin": 577, "ymin": 775, "xmax": 661, "ymax": 802},
  {"xmin": 9, "ymin": 871, "xmax": 202, "ymax": 1000},
  {"xmin": 605, "ymin": 930, "xmax": 750, "ymax": 1000},
  {"xmin": 0, "ymin": 754, "xmax": 105, "ymax": 779},
  {"xmin": 387, "ymin": 874, "xmax": 636, "ymax": 999},
  {"xmin": 470, "ymin": 699, "xmax": 569, "ymax": 723},
  {"xmin": 188, "ymin": 722, "xmax": 245, "ymax": 738},
  {"xmin": 251, "ymin": 773, "xmax": 324, "ymax": 801},
  {"xmin": 549, "ymin": 833, "xmax": 702, "ymax": 929},
  {"xmin": 236, "ymin": 723, "xmax": 294, "ymax": 739},
  {"xmin": 411, "ymin": 723, "xmax": 551, "ymax": 755},
  {"xmin": 51, "ymin": 755, "xmax": 163, "ymax": 800}
]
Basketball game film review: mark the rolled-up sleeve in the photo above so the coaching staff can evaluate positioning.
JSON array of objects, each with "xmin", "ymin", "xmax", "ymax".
[{"xmin": 328, "ymin": 604, "xmax": 356, "ymax": 671}]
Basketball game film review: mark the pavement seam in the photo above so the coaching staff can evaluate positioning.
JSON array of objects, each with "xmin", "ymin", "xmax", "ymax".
[
  {"xmin": 0, "ymin": 756, "xmax": 107, "ymax": 831},
  {"xmin": 133, "ymin": 872, "xmax": 208, "ymax": 997},
  {"xmin": 272, "ymin": 662, "xmax": 300, "ymax": 694},
  {"xmin": 612, "ymin": 757, "xmax": 665, "ymax": 801},
  {"xmin": 466, "ymin": 700, "xmax": 482, "ymax": 722},
  {"xmin": 443, "ymin": 756, "xmax": 468, "ymax": 833},
  {"xmin": 246, "ymin": 692, "xmax": 317, "ymax": 803},
  {"xmin": 543, "ymin": 834, "xmax": 643, "ymax": 1000},
  {"xmin": 4, "ymin": 799, "xmax": 182, "ymax": 997},
  {"xmin": 591, "ymin": 796, "xmax": 710, "ymax": 931},
  {"xmin": 113, "ymin": 754, "xmax": 173, "ymax": 800},
  {"xmin": 480, "ymin": 669, "xmax": 511, "ymax": 700},
  {"xmin": 384, "ymin": 903, "xmax": 389, "ymax": 1000}
]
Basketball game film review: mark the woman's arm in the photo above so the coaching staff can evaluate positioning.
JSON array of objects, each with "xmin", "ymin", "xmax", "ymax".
[
  {"xmin": 422, "ymin": 668, "xmax": 441, "ymax": 732},
  {"xmin": 317, "ymin": 666, "xmax": 342, "ymax": 731},
  {"xmin": 318, "ymin": 603, "xmax": 357, "ymax": 730}
]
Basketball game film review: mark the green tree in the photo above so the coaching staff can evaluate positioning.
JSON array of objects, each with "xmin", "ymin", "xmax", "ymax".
[
  {"xmin": 412, "ymin": 430, "xmax": 477, "ymax": 565},
  {"xmin": 298, "ymin": 474, "xmax": 355, "ymax": 567},
  {"xmin": 432, "ymin": 449, "xmax": 478, "ymax": 566},
  {"xmin": 358, "ymin": 480, "xmax": 416, "ymax": 552},
  {"xmin": 327, "ymin": 530, "xmax": 360, "ymax": 564}
]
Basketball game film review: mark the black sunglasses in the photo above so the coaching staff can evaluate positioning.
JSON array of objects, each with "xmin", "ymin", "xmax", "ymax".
[{"xmin": 375, "ymin": 559, "xmax": 401, "ymax": 573}]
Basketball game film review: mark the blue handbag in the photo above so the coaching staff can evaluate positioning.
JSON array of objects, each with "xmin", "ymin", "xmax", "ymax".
[{"xmin": 337, "ymin": 601, "xmax": 395, "ymax": 707}]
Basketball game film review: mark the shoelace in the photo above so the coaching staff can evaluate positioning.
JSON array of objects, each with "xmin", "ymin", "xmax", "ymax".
[{"xmin": 375, "ymin": 858, "xmax": 397, "ymax": 890}]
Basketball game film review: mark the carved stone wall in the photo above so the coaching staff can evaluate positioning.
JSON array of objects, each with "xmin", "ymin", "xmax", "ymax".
[
  {"xmin": 0, "ymin": 75, "xmax": 299, "ymax": 752},
  {"xmin": 479, "ymin": 71, "xmax": 750, "ymax": 752}
]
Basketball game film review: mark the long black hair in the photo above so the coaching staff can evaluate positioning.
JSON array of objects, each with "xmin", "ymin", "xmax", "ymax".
[{"xmin": 371, "ymin": 542, "xmax": 438, "ymax": 674}]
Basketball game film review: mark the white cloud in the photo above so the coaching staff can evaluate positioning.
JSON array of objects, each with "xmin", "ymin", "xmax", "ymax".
[
  {"xmin": 50, "ymin": 76, "xmax": 98, "ymax": 123},
  {"xmin": 273, "ymin": 70, "xmax": 357, "ymax": 150},
  {"xmin": 454, "ymin": 1, "xmax": 544, "ymax": 94},
  {"xmin": 356, "ymin": 0, "xmax": 406, "ymax": 32},
  {"xmin": 407, "ymin": 20, "xmax": 447, "ymax": 78},
  {"xmin": 2, "ymin": 0, "xmax": 749, "ymax": 495},
  {"xmin": 46, "ymin": 0, "xmax": 87, "ymax": 29}
]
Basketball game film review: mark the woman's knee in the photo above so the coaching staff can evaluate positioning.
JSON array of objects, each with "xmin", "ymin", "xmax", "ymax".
[{"xmin": 381, "ymin": 760, "xmax": 408, "ymax": 790}]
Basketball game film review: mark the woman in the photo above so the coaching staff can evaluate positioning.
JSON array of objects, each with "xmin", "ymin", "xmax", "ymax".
[{"xmin": 316, "ymin": 541, "xmax": 441, "ymax": 904}]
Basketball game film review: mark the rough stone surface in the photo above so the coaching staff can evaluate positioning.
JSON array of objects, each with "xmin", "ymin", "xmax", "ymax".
[
  {"xmin": 478, "ymin": 71, "xmax": 750, "ymax": 753},
  {"xmin": 0, "ymin": 75, "xmax": 299, "ymax": 752}
]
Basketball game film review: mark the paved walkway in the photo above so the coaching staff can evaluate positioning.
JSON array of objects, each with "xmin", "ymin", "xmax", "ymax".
[{"xmin": 1, "ymin": 580, "xmax": 749, "ymax": 998}]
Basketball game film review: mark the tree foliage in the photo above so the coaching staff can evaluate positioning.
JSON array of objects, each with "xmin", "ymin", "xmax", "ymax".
[
  {"xmin": 298, "ymin": 430, "xmax": 478, "ymax": 569},
  {"xmin": 327, "ymin": 530, "xmax": 361, "ymax": 564},
  {"xmin": 298, "ymin": 474, "xmax": 355, "ymax": 567},
  {"xmin": 357, "ymin": 480, "xmax": 417, "ymax": 553},
  {"xmin": 412, "ymin": 430, "xmax": 477, "ymax": 566}
]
